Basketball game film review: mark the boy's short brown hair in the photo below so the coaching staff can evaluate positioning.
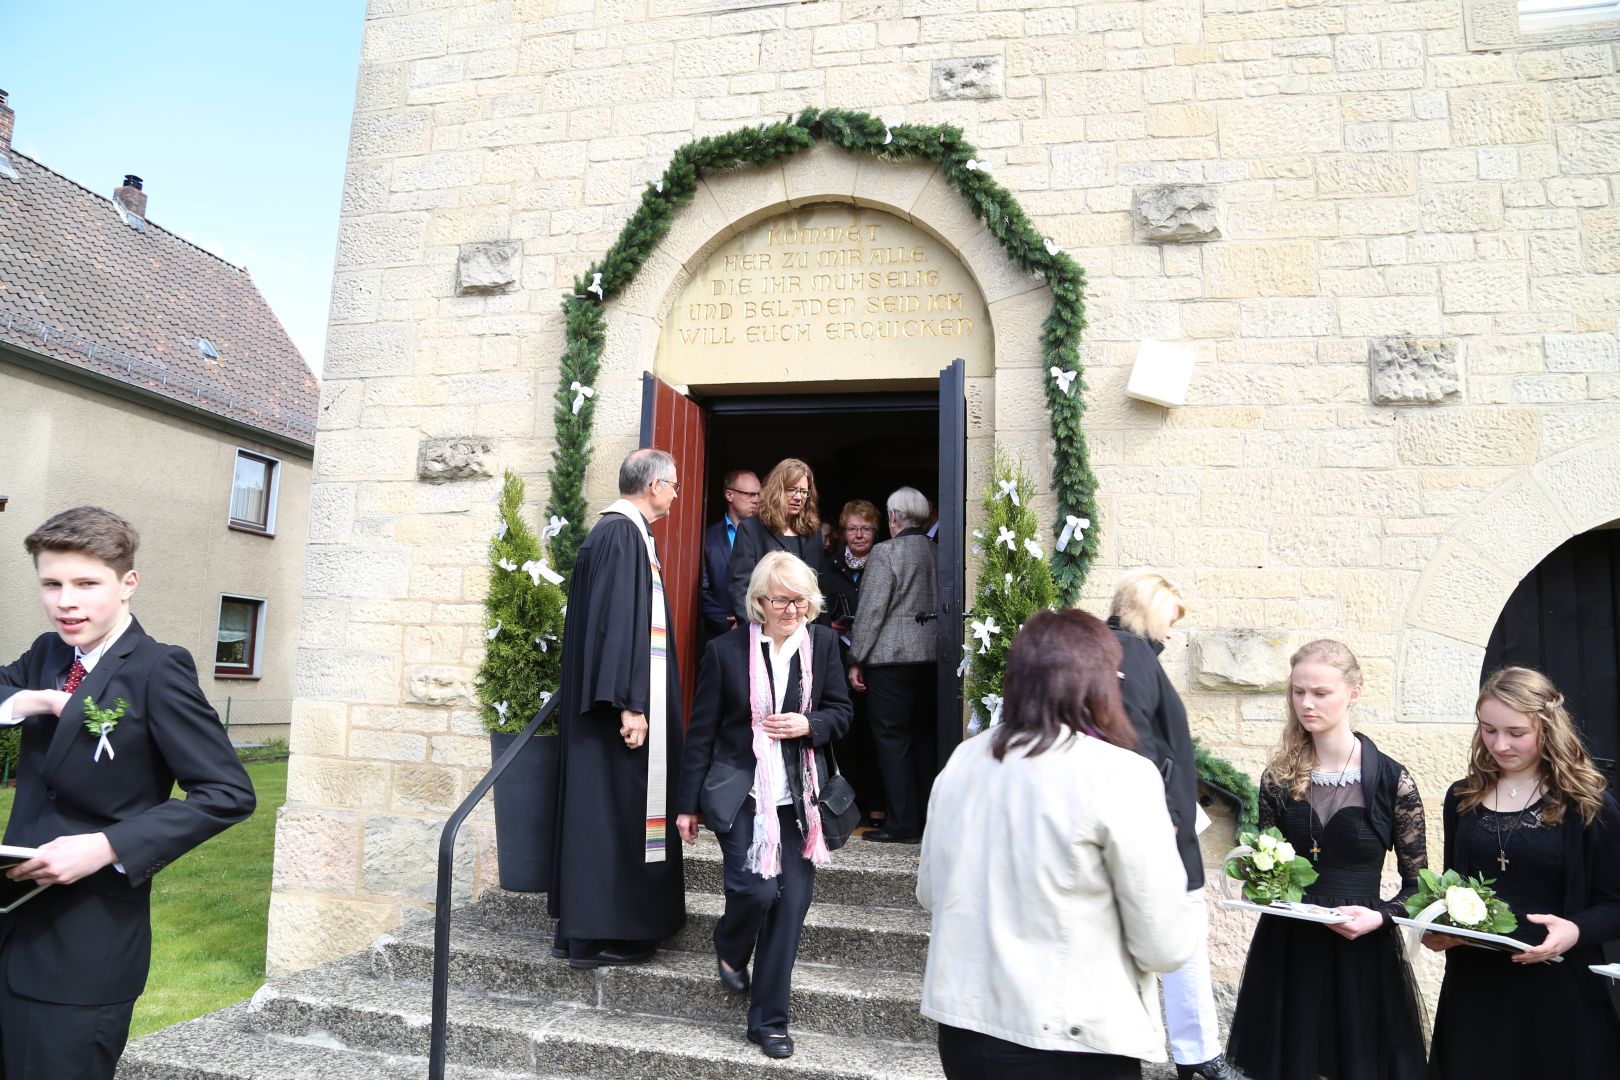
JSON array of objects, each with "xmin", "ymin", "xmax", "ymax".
[{"xmin": 24, "ymin": 506, "xmax": 140, "ymax": 577}]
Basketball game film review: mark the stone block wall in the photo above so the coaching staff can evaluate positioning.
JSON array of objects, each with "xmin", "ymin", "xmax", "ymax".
[{"xmin": 271, "ymin": 0, "xmax": 1620, "ymax": 1001}]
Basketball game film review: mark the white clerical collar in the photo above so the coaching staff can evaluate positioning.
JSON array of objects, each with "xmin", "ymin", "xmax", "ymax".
[
  {"xmin": 78, "ymin": 613, "xmax": 132, "ymax": 674},
  {"xmin": 602, "ymin": 498, "xmax": 651, "ymax": 538}
]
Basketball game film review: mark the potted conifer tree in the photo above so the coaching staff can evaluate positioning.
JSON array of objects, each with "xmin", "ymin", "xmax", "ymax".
[{"xmin": 477, "ymin": 470, "xmax": 566, "ymax": 892}]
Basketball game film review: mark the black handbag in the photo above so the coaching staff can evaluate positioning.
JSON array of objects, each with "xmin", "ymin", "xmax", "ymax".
[{"xmin": 816, "ymin": 744, "xmax": 861, "ymax": 851}]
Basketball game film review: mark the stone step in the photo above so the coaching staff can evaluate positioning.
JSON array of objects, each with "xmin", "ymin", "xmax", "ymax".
[
  {"xmin": 466, "ymin": 887, "xmax": 932, "ymax": 975},
  {"xmin": 116, "ymin": 1011, "xmax": 541, "ymax": 1080},
  {"xmin": 250, "ymin": 960, "xmax": 944, "ymax": 1079},
  {"xmin": 685, "ymin": 831, "xmax": 924, "ymax": 910},
  {"xmin": 377, "ymin": 917, "xmax": 932, "ymax": 1042}
]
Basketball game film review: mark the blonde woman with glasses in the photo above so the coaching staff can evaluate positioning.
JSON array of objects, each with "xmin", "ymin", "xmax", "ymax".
[{"xmin": 727, "ymin": 459, "xmax": 823, "ymax": 623}]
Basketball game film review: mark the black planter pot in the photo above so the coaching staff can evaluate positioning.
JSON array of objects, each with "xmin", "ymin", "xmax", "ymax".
[{"xmin": 489, "ymin": 730, "xmax": 560, "ymax": 893}]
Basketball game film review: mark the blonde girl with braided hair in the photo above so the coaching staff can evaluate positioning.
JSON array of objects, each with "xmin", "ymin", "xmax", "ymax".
[
  {"xmin": 1225, "ymin": 640, "xmax": 1429, "ymax": 1080},
  {"xmin": 1426, "ymin": 666, "xmax": 1620, "ymax": 1078}
]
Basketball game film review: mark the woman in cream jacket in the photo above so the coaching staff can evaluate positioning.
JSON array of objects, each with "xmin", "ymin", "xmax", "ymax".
[{"xmin": 918, "ymin": 609, "xmax": 1196, "ymax": 1079}]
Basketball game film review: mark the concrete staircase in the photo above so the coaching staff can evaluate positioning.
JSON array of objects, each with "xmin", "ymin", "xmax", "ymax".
[{"xmin": 118, "ymin": 833, "xmax": 954, "ymax": 1080}]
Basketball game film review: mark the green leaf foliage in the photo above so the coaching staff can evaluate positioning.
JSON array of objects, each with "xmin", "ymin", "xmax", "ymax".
[
  {"xmin": 1404, "ymin": 866, "xmax": 1518, "ymax": 934},
  {"xmin": 964, "ymin": 453, "xmax": 1056, "ymax": 728},
  {"xmin": 543, "ymin": 108, "xmax": 1098, "ymax": 601},
  {"xmin": 1193, "ymin": 739, "xmax": 1261, "ymax": 832},
  {"xmin": 478, "ymin": 471, "xmax": 567, "ymax": 734}
]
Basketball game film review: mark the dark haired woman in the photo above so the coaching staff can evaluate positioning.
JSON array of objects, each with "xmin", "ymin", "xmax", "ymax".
[
  {"xmin": 727, "ymin": 458, "xmax": 823, "ymax": 621},
  {"xmin": 917, "ymin": 609, "xmax": 1195, "ymax": 1079},
  {"xmin": 1425, "ymin": 666, "xmax": 1620, "ymax": 1078}
]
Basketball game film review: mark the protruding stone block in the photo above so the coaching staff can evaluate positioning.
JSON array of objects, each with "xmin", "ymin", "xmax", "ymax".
[
  {"xmin": 406, "ymin": 667, "xmax": 478, "ymax": 707},
  {"xmin": 1369, "ymin": 338, "xmax": 1461, "ymax": 405},
  {"xmin": 931, "ymin": 57, "xmax": 1003, "ymax": 100},
  {"xmin": 1191, "ymin": 630, "xmax": 1291, "ymax": 691},
  {"xmin": 1133, "ymin": 185, "xmax": 1221, "ymax": 243},
  {"xmin": 416, "ymin": 436, "xmax": 494, "ymax": 482},
  {"xmin": 455, "ymin": 240, "xmax": 521, "ymax": 295}
]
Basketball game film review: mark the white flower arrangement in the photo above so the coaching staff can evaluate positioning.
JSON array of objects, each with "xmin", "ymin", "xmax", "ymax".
[{"xmin": 1225, "ymin": 826, "xmax": 1318, "ymax": 904}]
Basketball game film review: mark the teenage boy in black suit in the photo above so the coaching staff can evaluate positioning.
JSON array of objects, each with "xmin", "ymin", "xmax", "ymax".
[{"xmin": 0, "ymin": 506, "xmax": 256, "ymax": 1079}]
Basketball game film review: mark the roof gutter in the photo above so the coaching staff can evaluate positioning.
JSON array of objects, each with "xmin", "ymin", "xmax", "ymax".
[{"xmin": 0, "ymin": 341, "xmax": 316, "ymax": 460}]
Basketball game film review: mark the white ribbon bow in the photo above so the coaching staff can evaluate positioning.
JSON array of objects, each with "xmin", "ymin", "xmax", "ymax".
[
  {"xmin": 523, "ymin": 558, "xmax": 565, "ymax": 587},
  {"xmin": 1050, "ymin": 366, "xmax": 1078, "ymax": 394},
  {"xmin": 538, "ymin": 690, "xmax": 553, "ymax": 708},
  {"xmin": 655, "ymin": 179, "xmax": 664, "ymax": 193},
  {"xmin": 956, "ymin": 642, "xmax": 972, "ymax": 678},
  {"xmin": 995, "ymin": 479, "xmax": 1021, "ymax": 507},
  {"xmin": 1056, "ymin": 515, "xmax": 1091, "ymax": 553},
  {"xmin": 93, "ymin": 733, "xmax": 115, "ymax": 762},
  {"xmin": 492, "ymin": 700, "xmax": 509, "ymax": 723},
  {"xmin": 497, "ymin": 558, "xmax": 517, "ymax": 572},
  {"xmin": 540, "ymin": 515, "xmax": 568, "ymax": 541},
  {"xmin": 1044, "ymin": 237, "xmax": 1060, "ymax": 256},
  {"xmin": 1023, "ymin": 537, "xmax": 1044, "ymax": 560},
  {"xmin": 587, "ymin": 272, "xmax": 604, "ymax": 300},
  {"xmin": 534, "ymin": 632, "xmax": 558, "ymax": 652},
  {"xmin": 970, "ymin": 616, "xmax": 1001, "ymax": 654},
  {"xmin": 570, "ymin": 381, "xmax": 595, "ymax": 415},
  {"xmin": 964, "ymin": 159, "xmax": 984, "ymax": 172},
  {"xmin": 995, "ymin": 525, "xmax": 1017, "ymax": 551},
  {"xmin": 980, "ymin": 692, "xmax": 1004, "ymax": 727},
  {"xmin": 486, "ymin": 619, "xmax": 502, "ymax": 641},
  {"xmin": 1003, "ymin": 572, "xmax": 1014, "ymax": 589},
  {"xmin": 493, "ymin": 520, "xmax": 508, "ymax": 541},
  {"xmin": 882, "ymin": 125, "xmax": 893, "ymax": 145}
]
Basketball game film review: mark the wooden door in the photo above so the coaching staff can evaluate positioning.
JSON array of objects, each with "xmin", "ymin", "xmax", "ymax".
[
  {"xmin": 640, "ymin": 375, "xmax": 707, "ymax": 719},
  {"xmin": 935, "ymin": 358, "xmax": 966, "ymax": 770},
  {"xmin": 1483, "ymin": 528, "xmax": 1620, "ymax": 785}
]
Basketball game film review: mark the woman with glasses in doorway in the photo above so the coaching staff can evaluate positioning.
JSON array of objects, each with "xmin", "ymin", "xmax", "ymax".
[{"xmin": 728, "ymin": 458, "xmax": 825, "ymax": 623}]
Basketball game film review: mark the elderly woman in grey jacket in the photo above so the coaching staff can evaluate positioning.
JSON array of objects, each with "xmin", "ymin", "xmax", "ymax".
[{"xmin": 847, "ymin": 486, "xmax": 938, "ymax": 843}]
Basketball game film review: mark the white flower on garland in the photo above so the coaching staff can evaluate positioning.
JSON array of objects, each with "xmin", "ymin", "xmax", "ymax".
[
  {"xmin": 970, "ymin": 615, "xmax": 1001, "ymax": 654},
  {"xmin": 995, "ymin": 525, "xmax": 1017, "ymax": 551}
]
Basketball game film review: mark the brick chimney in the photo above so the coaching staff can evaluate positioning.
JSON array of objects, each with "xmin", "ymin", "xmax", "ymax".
[
  {"xmin": 113, "ymin": 174, "xmax": 147, "ymax": 220},
  {"xmin": 0, "ymin": 91, "xmax": 13, "ymax": 153}
]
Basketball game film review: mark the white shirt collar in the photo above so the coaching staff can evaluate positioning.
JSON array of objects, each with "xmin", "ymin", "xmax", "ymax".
[
  {"xmin": 764, "ymin": 624, "xmax": 809, "ymax": 714},
  {"xmin": 77, "ymin": 613, "xmax": 132, "ymax": 673}
]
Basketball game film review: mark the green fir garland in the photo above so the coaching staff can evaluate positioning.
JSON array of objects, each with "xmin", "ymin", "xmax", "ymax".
[
  {"xmin": 543, "ymin": 107, "xmax": 1098, "ymax": 599},
  {"xmin": 1194, "ymin": 739, "xmax": 1260, "ymax": 832},
  {"xmin": 964, "ymin": 454, "xmax": 1056, "ymax": 732},
  {"xmin": 478, "ymin": 471, "xmax": 567, "ymax": 735}
]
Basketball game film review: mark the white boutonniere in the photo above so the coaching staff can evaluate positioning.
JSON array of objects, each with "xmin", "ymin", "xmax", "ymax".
[{"xmin": 82, "ymin": 695, "xmax": 127, "ymax": 762}]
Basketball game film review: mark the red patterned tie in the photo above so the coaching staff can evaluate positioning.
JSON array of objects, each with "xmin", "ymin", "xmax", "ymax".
[{"xmin": 63, "ymin": 659, "xmax": 88, "ymax": 694}]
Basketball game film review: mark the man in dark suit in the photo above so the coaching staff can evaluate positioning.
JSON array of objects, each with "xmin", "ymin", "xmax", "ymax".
[
  {"xmin": 700, "ymin": 469, "xmax": 760, "ymax": 641},
  {"xmin": 0, "ymin": 506, "xmax": 255, "ymax": 1080}
]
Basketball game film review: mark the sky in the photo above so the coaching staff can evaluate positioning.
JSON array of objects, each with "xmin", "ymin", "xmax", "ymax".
[{"xmin": 5, "ymin": 1, "xmax": 368, "ymax": 376}]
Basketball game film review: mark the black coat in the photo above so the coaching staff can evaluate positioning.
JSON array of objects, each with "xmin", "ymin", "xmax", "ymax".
[
  {"xmin": 676, "ymin": 624, "xmax": 852, "ymax": 837},
  {"xmin": 819, "ymin": 552, "xmax": 864, "ymax": 646},
  {"xmin": 1110, "ymin": 618, "xmax": 1203, "ymax": 890},
  {"xmin": 700, "ymin": 518, "xmax": 739, "ymax": 637},
  {"xmin": 727, "ymin": 516, "xmax": 824, "ymax": 624},
  {"xmin": 0, "ymin": 620, "xmax": 255, "ymax": 1005}
]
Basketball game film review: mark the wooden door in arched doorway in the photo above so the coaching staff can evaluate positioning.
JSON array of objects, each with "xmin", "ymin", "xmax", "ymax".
[{"xmin": 1482, "ymin": 527, "xmax": 1620, "ymax": 784}]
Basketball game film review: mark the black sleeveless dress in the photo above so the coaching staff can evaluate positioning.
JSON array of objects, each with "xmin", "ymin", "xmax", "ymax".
[
  {"xmin": 1429, "ymin": 786, "xmax": 1620, "ymax": 1078},
  {"xmin": 1225, "ymin": 736, "xmax": 1428, "ymax": 1080}
]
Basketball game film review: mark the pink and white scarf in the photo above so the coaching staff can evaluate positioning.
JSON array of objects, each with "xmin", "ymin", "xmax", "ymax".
[{"xmin": 744, "ymin": 622, "xmax": 832, "ymax": 878}]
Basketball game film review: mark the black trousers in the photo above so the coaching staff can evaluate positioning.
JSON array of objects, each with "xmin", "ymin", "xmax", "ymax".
[
  {"xmin": 864, "ymin": 662, "xmax": 937, "ymax": 836},
  {"xmin": 834, "ymin": 677, "xmax": 886, "ymax": 818},
  {"xmin": 713, "ymin": 800, "xmax": 815, "ymax": 1036},
  {"xmin": 0, "ymin": 958, "xmax": 135, "ymax": 1080},
  {"xmin": 938, "ymin": 1024, "xmax": 1142, "ymax": 1080}
]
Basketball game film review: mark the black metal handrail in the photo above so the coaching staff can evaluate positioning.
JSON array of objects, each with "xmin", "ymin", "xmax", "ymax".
[{"xmin": 428, "ymin": 697, "xmax": 558, "ymax": 1080}]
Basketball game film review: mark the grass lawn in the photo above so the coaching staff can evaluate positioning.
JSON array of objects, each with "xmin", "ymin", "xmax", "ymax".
[{"xmin": 0, "ymin": 757, "xmax": 286, "ymax": 1038}]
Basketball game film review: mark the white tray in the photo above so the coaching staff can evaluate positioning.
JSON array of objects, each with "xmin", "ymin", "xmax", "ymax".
[
  {"xmin": 1591, "ymin": 963, "xmax": 1620, "ymax": 981},
  {"xmin": 1392, "ymin": 916, "xmax": 1563, "ymax": 962},
  {"xmin": 1221, "ymin": 899, "xmax": 1351, "ymax": 925}
]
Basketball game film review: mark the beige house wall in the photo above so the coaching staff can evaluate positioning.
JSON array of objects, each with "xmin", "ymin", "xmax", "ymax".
[
  {"xmin": 0, "ymin": 361, "xmax": 313, "ymax": 741},
  {"xmin": 272, "ymin": 0, "xmax": 1620, "ymax": 995}
]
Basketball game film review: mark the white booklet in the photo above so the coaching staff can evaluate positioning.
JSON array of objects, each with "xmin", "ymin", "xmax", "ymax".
[
  {"xmin": 1392, "ymin": 916, "xmax": 1563, "ymax": 962},
  {"xmin": 1221, "ymin": 899, "xmax": 1352, "ymax": 925},
  {"xmin": 1591, "ymin": 963, "xmax": 1620, "ymax": 981},
  {"xmin": 0, "ymin": 846, "xmax": 48, "ymax": 914}
]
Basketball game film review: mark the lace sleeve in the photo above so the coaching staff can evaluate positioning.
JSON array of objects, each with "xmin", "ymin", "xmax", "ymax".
[
  {"xmin": 1257, "ymin": 771, "xmax": 1286, "ymax": 832},
  {"xmin": 1382, "ymin": 767, "xmax": 1428, "ymax": 921}
]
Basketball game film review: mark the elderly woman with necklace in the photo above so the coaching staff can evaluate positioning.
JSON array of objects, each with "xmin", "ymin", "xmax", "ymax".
[
  {"xmin": 1424, "ymin": 666, "xmax": 1620, "ymax": 1078},
  {"xmin": 675, "ymin": 552, "xmax": 852, "ymax": 1060}
]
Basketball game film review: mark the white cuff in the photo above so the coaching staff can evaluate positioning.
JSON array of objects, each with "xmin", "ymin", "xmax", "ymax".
[{"xmin": 0, "ymin": 694, "xmax": 20, "ymax": 727}]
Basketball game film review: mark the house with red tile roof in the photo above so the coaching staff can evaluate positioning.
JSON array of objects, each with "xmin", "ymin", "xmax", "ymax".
[{"xmin": 0, "ymin": 89, "xmax": 318, "ymax": 743}]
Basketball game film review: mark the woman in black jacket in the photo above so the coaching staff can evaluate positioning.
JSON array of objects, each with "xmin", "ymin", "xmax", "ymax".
[
  {"xmin": 727, "ymin": 458, "xmax": 824, "ymax": 621},
  {"xmin": 675, "ymin": 551, "xmax": 852, "ymax": 1061},
  {"xmin": 1109, "ymin": 570, "xmax": 1247, "ymax": 1080}
]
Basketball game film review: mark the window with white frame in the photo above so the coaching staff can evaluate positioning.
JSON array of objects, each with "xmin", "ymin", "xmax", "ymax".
[
  {"xmin": 229, "ymin": 449, "xmax": 280, "ymax": 534},
  {"xmin": 1519, "ymin": 0, "xmax": 1620, "ymax": 26},
  {"xmin": 215, "ymin": 595, "xmax": 265, "ymax": 678}
]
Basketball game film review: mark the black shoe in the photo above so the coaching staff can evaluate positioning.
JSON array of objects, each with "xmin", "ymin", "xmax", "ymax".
[
  {"xmin": 748, "ymin": 1030, "xmax": 794, "ymax": 1059},
  {"xmin": 549, "ymin": 945, "xmax": 567, "ymax": 960},
  {"xmin": 568, "ymin": 944, "xmax": 656, "ymax": 969},
  {"xmin": 717, "ymin": 956, "xmax": 748, "ymax": 993},
  {"xmin": 862, "ymin": 829, "xmax": 920, "ymax": 844},
  {"xmin": 1177, "ymin": 1057, "xmax": 1251, "ymax": 1080}
]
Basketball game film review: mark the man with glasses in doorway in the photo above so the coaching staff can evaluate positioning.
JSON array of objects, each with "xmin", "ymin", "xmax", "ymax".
[{"xmin": 700, "ymin": 469, "xmax": 761, "ymax": 643}]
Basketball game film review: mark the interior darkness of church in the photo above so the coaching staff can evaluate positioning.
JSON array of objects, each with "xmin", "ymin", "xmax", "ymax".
[{"xmin": 700, "ymin": 391, "xmax": 942, "ymax": 543}]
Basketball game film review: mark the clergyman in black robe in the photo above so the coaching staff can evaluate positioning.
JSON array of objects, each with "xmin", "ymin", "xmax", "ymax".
[{"xmin": 548, "ymin": 449, "xmax": 686, "ymax": 967}]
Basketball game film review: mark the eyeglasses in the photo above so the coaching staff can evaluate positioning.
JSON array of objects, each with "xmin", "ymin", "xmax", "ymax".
[
  {"xmin": 844, "ymin": 525, "xmax": 874, "ymax": 535},
  {"xmin": 785, "ymin": 487, "xmax": 810, "ymax": 498},
  {"xmin": 654, "ymin": 478, "xmax": 681, "ymax": 494},
  {"xmin": 727, "ymin": 487, "xmax": 761, "ymax": 498},
  {"xmin": 764, "ymin": 595, "xmax": 810, "ymax": 611}
]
